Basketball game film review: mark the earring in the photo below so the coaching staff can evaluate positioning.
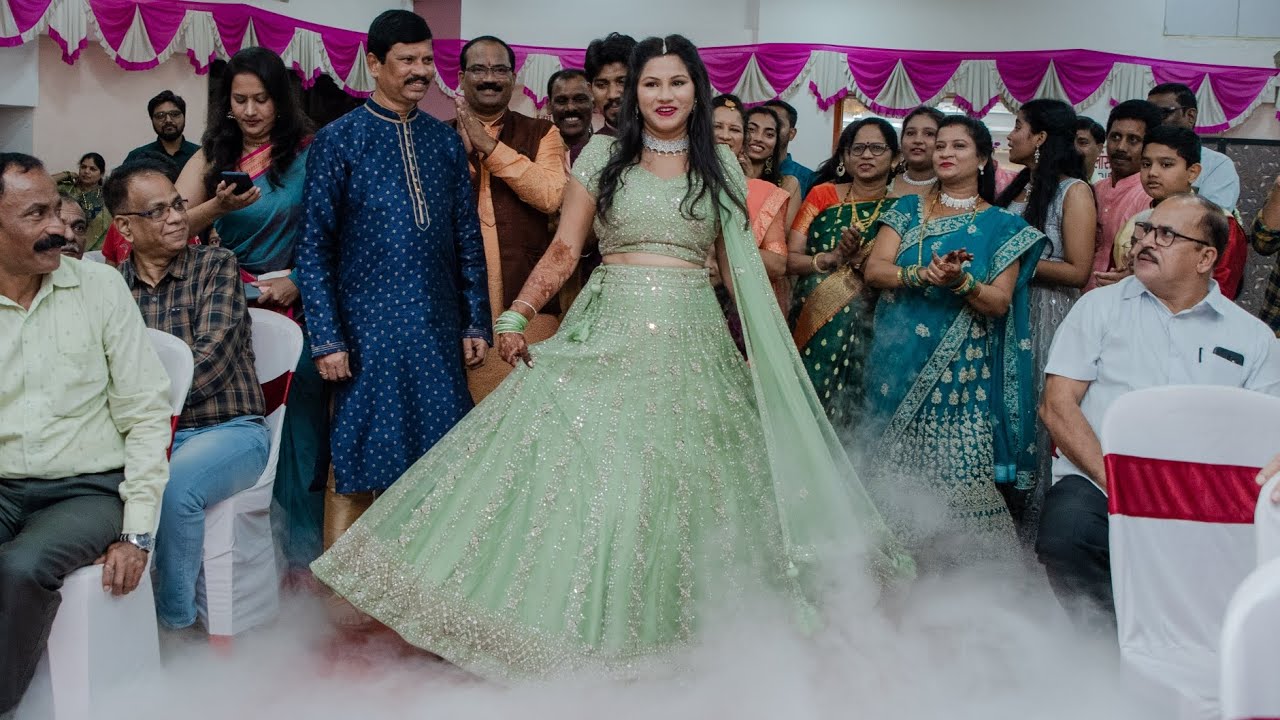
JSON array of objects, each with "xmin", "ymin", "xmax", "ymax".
[
  {"xmin": 1033, "ymin": 146, "xmax": 1041, "ymax": 165},
  {"xmin": 226, "ymin": 112, "xmax": 236, "ymax": 120},
  {"xmin": 836, "ymin": 161, "xmax": 845, "ymax": 177},
  {"xmin": 764, "ymin": 157, "xmax": 773, "ymax": 175}
]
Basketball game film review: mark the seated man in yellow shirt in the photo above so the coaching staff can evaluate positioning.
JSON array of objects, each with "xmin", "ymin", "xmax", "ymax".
[{"xmin": 0, "ymin": 153, "xmax": 172, "ymax": 717}]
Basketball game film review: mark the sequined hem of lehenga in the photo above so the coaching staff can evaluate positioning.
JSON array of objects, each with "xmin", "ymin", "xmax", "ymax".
[
  {"xmin": 314, "ymin": 523, "xmax": 697, "ymax": 681},
  {"xmin": 311, "ymin": 265, "xmax": 805, "ymax": 681}
]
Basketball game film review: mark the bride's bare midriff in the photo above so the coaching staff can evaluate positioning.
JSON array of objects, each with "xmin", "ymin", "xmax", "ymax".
[{"xmin": 601, "ymin": 253, "xmax": 702, "ymax": 269}]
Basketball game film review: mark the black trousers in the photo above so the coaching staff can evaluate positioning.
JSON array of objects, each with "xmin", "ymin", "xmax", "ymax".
[
  {"xmin": 1035, "ymin": 474, "xmax": 1116, "ymax": 631},
  {"xmin": 0, "ymin": 472, "xmax": 124, "ymax": 713}
]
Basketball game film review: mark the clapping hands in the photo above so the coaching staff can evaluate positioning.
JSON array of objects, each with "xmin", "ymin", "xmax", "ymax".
[{"xmin": 921, "ymin": 248, "xmax": 973, "ymax": 287}]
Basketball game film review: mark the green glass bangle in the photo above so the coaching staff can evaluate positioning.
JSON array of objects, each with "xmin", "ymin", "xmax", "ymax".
[
  {"xmin": 950, "ymin": 272, "xmax": 978, "ymax": 296},
  {"xmin": 493, "ymin": 310, "xmax": 529, "ymax": 335},
  {"xmin": 900, "ymin": 264, "xmax": 925, "ymax": 289}
]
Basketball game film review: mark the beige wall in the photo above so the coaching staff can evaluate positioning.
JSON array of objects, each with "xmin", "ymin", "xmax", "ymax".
[{"xmin": 32, "ymin": 37, "xmax": 209, "ymax": 174}]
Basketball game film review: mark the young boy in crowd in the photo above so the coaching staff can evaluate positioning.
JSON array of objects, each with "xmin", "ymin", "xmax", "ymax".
[{"xmin": 1110, "ymin": 125, "xmax": 1247, "ymax": 299}]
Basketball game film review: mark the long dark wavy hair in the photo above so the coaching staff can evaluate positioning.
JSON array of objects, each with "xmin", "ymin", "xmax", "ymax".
[
  {"xmin": 595, "ymin": 35, "xmax": 745, "ymax": 225},
  {"xmin": 994, "ymin": 99, "xmax": 1083, "ymax": 231},
  {"xmin": 937, "ymin": 115, "xmax": 996, "ymax": 204},
  {"xmin": 203, "ymin": 47, "xmax": 314, "ymax": 193},
  {"xmin": 744, "ymin": 106, "xmax": 785, "ymax": 186},
  {"xmin": 812, "ymin": 117, "xmax": 899, "ymax": 187}
]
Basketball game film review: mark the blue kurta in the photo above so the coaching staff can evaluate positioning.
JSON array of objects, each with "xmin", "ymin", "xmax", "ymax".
[{"xmin": 297, "ymin": 99, "xmax": 491, "ymax": 494}]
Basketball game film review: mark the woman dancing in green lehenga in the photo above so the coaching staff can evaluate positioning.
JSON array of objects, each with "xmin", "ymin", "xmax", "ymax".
[{"xmin": 311, "ymin": 35, "xmax": 912, "ymax": 681}]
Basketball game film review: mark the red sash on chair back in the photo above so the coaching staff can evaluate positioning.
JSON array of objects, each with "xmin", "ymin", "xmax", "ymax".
[
  {"xmin": 260, "ymin": 372, "xmax": 293, "ymax": 416},
  {"xmin": 167, "ymin": 415, "xmax": 179, "ymax": 459},
  {"xmin": 1107, "ymin": 455, "xmax": 1263, "ymax": 523}
]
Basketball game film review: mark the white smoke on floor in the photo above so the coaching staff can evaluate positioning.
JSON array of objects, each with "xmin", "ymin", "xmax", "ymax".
[{"xmin": 72, "ymin": 556, "xmax": 1149, "ymax": 720}]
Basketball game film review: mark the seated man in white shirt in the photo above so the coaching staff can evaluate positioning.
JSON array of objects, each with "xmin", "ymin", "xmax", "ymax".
[
  {"xmin": 1036, "ymin": 192, "xmax": 1280, "ymax": 629},
  {"xmin": 1147, "ymin": 83, "xmax": 1239, "ymax": 212}
]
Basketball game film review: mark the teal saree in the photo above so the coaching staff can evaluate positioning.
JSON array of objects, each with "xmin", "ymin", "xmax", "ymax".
[{"xmin": 861, "ymin": 193, "xmax": 1045, "ymax": 549}]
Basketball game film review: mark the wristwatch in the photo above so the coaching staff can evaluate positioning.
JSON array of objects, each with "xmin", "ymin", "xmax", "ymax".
[{"xmin": 119, "ymin": 532, "xmax": 153, "ymax": 552}]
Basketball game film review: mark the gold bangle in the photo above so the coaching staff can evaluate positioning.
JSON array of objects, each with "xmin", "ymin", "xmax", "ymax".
[{"xmin": 811, "ymin": 253, "xmax": 828, "ymax": 274}]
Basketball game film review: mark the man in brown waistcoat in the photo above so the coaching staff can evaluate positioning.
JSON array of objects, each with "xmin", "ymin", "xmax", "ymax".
[{"xmin": 451, "ymin": 34, "xmax": 567, "ymax": 401}]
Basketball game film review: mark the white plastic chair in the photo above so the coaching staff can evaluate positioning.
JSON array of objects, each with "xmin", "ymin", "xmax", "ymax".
[
  {"xmin": 1257, "ymin": 474, "xmax": 1280, "ymax": 567},
  {"xmin": 81, "ymin": 250, "xmax": 106, "ymax": 264},
  {"xmin": 195, "ymin": 309, "xmax": 302, "ymax": 639},
  {"xmin": 18, "ymin": 331, "xmax": 192, "ymax": 720},
  {"xmin": 1102, "ymin": 385, "xmax": 1280, "ymax": 720},
  {"xmin": 147, "ymin": 328, "xmax": 195, "ymax": 427},
  {"xmin": 1221, "ymin": 557, "xmax": 1280, "ymax": 720}
]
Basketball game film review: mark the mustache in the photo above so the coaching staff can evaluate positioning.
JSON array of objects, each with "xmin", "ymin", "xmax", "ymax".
[
  {"xmin": 604, "ymin": 98, "xmax": 620, "ymax": 110},
  {"xmin": 1137, "ymin": 249, "xmax": 1157, "ymax": 263},
  {"xmin": 475, "ymin": 82, "xmax": 503, "ymax": 93},
  {"xmin": 557, "ymin": 108, "xmax": 590, "ymax": 121},
  {"xmin": 404, "ymin": 76, "xmax": 430, "ymax": 86},
  {"xmin": 34, "ymin": 234, "xmax": 67, "ymax": 252}
]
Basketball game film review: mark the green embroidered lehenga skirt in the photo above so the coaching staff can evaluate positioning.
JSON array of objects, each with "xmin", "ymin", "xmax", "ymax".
[{"xmin": 312, "ymin": 265, "xmax": 811, "ymax": 679}]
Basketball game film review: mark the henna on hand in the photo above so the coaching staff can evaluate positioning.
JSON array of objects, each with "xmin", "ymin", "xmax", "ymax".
[{"xmin": 513, "ymin": 239, "xmax": 580, "ymax": 316}]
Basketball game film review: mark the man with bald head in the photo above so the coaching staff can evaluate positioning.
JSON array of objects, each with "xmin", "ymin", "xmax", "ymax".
[
  {"xmin": 1036, "ymin": 193, "xmax": 1280, "ymax": 630},
  {"xmin": 0, "ymin": 153, "xmax": 170, "ymax": 715}
]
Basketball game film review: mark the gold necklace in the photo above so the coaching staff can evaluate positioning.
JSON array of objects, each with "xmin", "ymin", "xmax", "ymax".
[
  {"xmin": 838, "ymin": 182, "xmax": 888, "ymax": 248},
  {"xmin": 916, "ymin": 193, "xmax": 981, "ymax": 266}
]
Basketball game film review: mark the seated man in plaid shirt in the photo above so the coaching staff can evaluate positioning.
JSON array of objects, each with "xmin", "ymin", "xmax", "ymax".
[{"xmin": 104, "ymin": 159, "xmax": 268, "ymax": 633}]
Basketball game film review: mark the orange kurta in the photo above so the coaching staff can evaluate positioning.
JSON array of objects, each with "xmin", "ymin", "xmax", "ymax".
[{"xmin": 467, "ymin": 117, "xmax": 568, "ymax": 402}]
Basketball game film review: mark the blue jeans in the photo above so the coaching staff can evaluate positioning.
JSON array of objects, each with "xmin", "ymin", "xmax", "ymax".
[{"xmin": 154, "ymin": 415, "xmax": 269, "ymax": 629}]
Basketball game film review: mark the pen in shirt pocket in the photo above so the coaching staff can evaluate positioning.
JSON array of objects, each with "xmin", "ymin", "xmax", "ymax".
[{"xmin": 1200, "ymin": 346, "xmax": 1245, "ymax": 365}]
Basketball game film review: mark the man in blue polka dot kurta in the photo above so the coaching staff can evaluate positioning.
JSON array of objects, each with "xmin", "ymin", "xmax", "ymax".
[{"xmin": 296, "ymin": 11, "xmax": 491, "ymax": 552}]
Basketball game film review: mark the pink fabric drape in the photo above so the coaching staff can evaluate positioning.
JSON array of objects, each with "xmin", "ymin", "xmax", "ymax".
[
  {"xmin": 0, "ymin": 0, "xmax": 48, "ymax": 45},
  {"xmin": 996, "ymin": 51, "xmax": 1114, "ymax": 106},
  {"xmin": 4, "ymin": 1, "xmax": 1276, "ymax": 130}
]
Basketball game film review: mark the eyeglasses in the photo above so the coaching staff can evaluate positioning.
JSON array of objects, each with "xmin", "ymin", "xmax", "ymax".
[
  {"xmin": 1132, "ymin": 220, "xmax": 1211, "ymax": 248},
  {"xmin": 151, "ymin": 110, "xmax": 184, "ymax": 122},
  {"xmin": 464, "ymin": 65, "xmax": 513, "ymax": 79},
  {"xmin": 847, "ymin": 143, "xmax": 891, "ymax": 157},
  {"xmin": 117, "ymin": 197, "xmax": 188, "ymax": 222},
  {"xmin": 1155, "ymin": 105, "xmax": 1189, "ymax": 118}
]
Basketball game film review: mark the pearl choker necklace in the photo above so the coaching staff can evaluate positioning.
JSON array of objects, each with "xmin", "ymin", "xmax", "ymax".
[
  {"xmin": 939, "ymin": 192, "xmax": 978, "ymax": 211},
  {"xmin": 899, "ymin": 172, "xmax": 936, "ymax": 187},
  {"xmin": 642, "ymin": 132, "xmax": 689, "ymax": 155}
]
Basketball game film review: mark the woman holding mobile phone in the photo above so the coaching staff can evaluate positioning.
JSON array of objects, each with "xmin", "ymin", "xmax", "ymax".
[{"xmin": 175, "ymin": 47, "xmax": 325, "ymax": 578}]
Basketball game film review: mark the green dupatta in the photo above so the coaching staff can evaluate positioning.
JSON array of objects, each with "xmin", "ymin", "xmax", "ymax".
[{"xmin": 713, "ymin": 147, "xmax": 915, "ymax": 601}]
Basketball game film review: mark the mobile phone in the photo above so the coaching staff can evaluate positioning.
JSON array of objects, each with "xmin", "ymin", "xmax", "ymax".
[
  {"xmin": 219, "ymin": 171, "xmax": 253, "ymax": 195},
  {"xmin": 1212, "ymin": 346, "xmax": 1244, "ymax": 366}
]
